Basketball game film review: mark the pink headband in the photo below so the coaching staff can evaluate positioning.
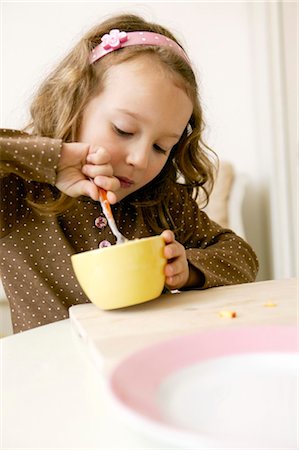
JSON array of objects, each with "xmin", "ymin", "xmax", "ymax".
[{"xmin": 89, "ymin": 29, "xmax": 190, "ymax": 65}]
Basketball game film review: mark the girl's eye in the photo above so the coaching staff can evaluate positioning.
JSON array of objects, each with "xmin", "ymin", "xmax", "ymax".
[
  {"xmin": 113, "ymin": 125, "xmax": 167, "ymax": 154},
  {"xmin": 113, "ymin": 125, "xmax": 133, "ymax": 137},
  {"xmin": 153, "ymin": 144, "xmax": 167, "ymax": 155}
]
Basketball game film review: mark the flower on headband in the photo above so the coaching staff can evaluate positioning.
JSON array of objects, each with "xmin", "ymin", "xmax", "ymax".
[{"xmin": 101, "ymin": 29, "xmax": 128, "ymax": 50}]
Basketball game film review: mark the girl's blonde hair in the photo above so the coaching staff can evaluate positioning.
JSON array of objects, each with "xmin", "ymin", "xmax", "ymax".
[{"xmin": 27, "ymin": 13, "xmax": 217, "ymax": 234}]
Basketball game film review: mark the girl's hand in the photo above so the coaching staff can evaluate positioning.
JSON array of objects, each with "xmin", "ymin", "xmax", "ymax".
[
  {"xmin": 55, "ymin": 143, "xmax": 120, "ymax": 202},
  {"xmin": 161, "ymin": 230, "xmax": 189, "ymax": 290},
  {"xmin": 161, "ymin": 230, "xmax": 205, "ymax": 290}
]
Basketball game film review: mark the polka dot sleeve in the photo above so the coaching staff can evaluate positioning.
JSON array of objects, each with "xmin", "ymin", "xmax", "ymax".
[
  {"xmin": 0, "ymin": 128, "xmax": 62, "ymax": 184},
  {"xmin": 170, "ymin": 187, "xmax": 259, "ymax": 288}
]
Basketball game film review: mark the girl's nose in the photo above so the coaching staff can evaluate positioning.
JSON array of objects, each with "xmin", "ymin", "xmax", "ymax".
[{"xmin": 126, "ymin": 142, "xmax": 150, "ymax": 169}]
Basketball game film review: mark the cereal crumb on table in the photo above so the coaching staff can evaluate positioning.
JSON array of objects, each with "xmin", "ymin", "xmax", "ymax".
[
  {"xmin": 218, "ymin": 310, "xmax": 237, "ymax": 318},
  {"xmin": 264, "ymin": 301, "xmax": 277, "ymax": 307}
]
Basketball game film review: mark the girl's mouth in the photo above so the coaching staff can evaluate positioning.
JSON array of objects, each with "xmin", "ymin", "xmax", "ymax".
[{"xmin": 117, "ymin": 177, "xmax": 134, "ymax": 188}]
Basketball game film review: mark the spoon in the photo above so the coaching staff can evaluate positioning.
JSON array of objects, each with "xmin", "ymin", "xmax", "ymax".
[{"xmin": 90, "ymin": 178, "xmax": 127, "ymax": 244}]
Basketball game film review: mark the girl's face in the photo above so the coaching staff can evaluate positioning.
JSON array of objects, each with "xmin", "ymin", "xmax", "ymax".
[{"xmin": 78, "ymin": 56, "xmax": 193, "ymax": 202}]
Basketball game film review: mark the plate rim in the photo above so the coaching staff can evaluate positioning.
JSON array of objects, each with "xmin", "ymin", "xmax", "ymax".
[{"xmin": 107, "ymin": 325, "xmax": 298, "ymax": 447}]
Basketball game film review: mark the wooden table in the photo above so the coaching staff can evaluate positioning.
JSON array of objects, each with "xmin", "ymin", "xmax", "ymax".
[
  {"xmin": 70, "ymin": 277, "xmax": 297, "ymax": 372},
  {"xmin": 2, "ymin": 277, "xmax": 297, "ymax": 449}
]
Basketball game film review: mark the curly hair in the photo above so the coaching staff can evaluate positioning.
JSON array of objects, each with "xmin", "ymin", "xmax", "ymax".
[{"xmin": 26, "ymin": 13, "xmax": 217, "ymax": 233}]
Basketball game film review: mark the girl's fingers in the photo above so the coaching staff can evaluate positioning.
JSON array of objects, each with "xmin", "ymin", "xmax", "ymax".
[
  {"xmin": 165, "ymin": 272, "xmax": 187, "ymax": 289},
  {"xmin": 164, "ymin": 242, "xmax": 183, "ymax": 260},
  {"xmin": 161, "ymin": 229, "xmax": 175, "ymax": 244},
  {"xmin": 163, "ymin": 236, "xmax": 189, "ymax": 289},
  {"xmin": 86, "ymin": 146, "xmax": 111, "ymax": 163},
  {"xmin": 93, "ymin": 175, "xmax": 120, "ymax": 192},
  {"xmin": 82, "ymin": 163, "xmax": 114, "ymax": 178},
  {"xmin": 165, "ymin": 258, "xmax": 186, "ymax": 278},
  {"xmin": 83, "ymin": 179, "xmax": 119, "ymax": 203},
  {"xmin": 166, "ymin": 274, "xmax": 181, "ymax": 287},
  {"xmin": 61, "ymin": 179, "xmax": 100, "ymax": 201},
  {"xmin": 83, "ymin": 147, "xmax": 120, "ymax": 193},
  {"xmin": 106, "ymin": 190, "xmax": 118, "ymax": 205}
]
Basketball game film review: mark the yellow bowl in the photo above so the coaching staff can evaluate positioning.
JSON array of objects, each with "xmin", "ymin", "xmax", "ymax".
[{"xmin": 71, "ymin": 235, "xmax": 166, "ymax": 309}]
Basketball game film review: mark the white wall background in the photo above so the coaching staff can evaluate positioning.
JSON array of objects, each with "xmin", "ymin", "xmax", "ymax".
[{"xmin": 1, "ymin": 1, "xmax": 297, "ymax": 281}]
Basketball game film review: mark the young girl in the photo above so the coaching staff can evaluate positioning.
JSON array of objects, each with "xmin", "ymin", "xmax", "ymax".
[{"xmin": 0, "ymin": 14, "xmax": 258, "ymax": 333}]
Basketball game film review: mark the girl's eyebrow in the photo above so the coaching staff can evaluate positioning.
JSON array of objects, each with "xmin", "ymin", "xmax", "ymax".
[
  {"xmin": 116, "ymin": 108, "xmax": 181, "ymax": 139},
  {"xmin": 116, "ymin": 108, "xmax": 141, "ymax": 120}
]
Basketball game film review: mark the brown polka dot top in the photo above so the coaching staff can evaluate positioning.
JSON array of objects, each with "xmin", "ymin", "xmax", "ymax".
[{"xmin": 0, "ymin": 129, "xmax": 259, "ymax": 333}]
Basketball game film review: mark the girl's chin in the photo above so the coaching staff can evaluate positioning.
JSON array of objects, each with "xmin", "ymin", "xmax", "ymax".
[
  {"xmin": 114, "ymin": 185, "xmax": 143, "ymax": 203},
  {"xmin": 114, "ymin": 180, "xmax": 152, "ymax": 203},
  {"xmin": 113, "ymin": 188, "xmax": 133, "ymax": 203}
]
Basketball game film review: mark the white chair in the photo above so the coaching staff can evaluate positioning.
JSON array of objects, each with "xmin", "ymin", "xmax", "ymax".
[{"xmin": 201, "ymin": 160, "xmax": 247, "ymax": 239}]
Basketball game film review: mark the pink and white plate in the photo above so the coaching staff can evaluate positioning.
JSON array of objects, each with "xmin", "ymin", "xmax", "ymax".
[{"xmin": 107, "ymin": 326, "xmax": 297, "ymax": 448}]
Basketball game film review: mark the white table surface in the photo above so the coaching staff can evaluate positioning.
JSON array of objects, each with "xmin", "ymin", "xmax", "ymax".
[
  {"xmin": 1, "ymin": 320, "xmax": 166, "ymax": 449},
  {"xmin": 1, "ymin": 278, "xmax": 297, "ymax": 449}
]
